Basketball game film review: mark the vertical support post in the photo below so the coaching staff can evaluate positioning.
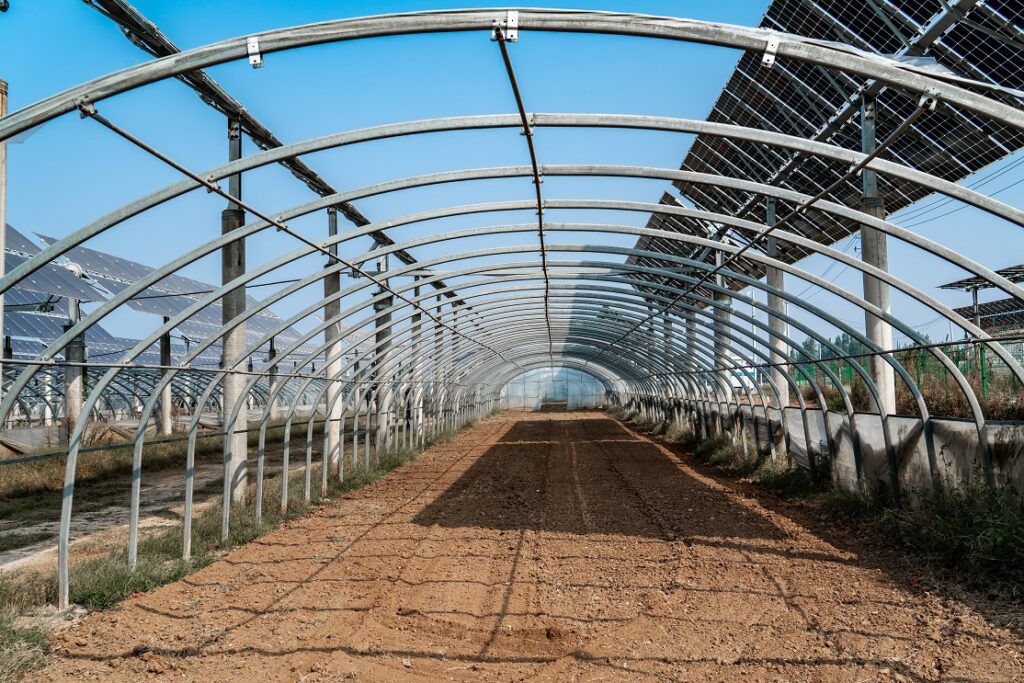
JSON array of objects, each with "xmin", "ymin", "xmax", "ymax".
[
  {"xmin": 221, "ymin": 117, "xmax": 248, "ymax": 504},
  {"xmin": 267, "ymin": 336, "xmax": 278, "ymax": 421},
  {"xmin": 63, "ymin": 299, "xmax": 84, "ymax": 440},
  {"xmin": 411, "ymin": 275, "xmax": 423, "ymax": 443},
  {"xmin": 324, "ymin": 207, "xmax": 342, "ymax": 477},
  {"xmin": 860, "ymin": 95, "xmax": 896, "ymax": 415},
  {"xmin": 765, "ymin": 199, "xmax": 789, "ymax": 410},
  {"xmin": 0, "ymin": 79, "xmax": 7, "ymax": 402},
  {"xmin": 159, "ymin": 316, "xmax": 173, "ymax": 435},
  {"xmin": 713, "ymin": 249, "xmax": 732, "ymax": 435},
  {"xmin": 373, "ymin": 253, "xmax": 393, "ymax": 450}
]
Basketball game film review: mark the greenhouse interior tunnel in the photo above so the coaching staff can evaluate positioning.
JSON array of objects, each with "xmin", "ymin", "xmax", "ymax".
[{"xmin": 3, "ymin": 1, "xmax": 1024, "ymax": 680}]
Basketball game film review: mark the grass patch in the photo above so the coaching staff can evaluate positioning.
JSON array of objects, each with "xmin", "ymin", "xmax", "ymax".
[
  {"xmin": 0, "ymin": 610, "xmax": 48, "ymax": 683},
  {"xmin": 822, "ymin": 484, "xmax": 1024, "ymax": 588},
  {"xmin": 663, "ymin": 417, "xmax": 1024, "ymax": 593},
  {"xmin": 0, "ymin": 534, "xmax": 51, "ymax": 554},
  {"xmin": 0, "ymin": 417, "xmax": 468, "ymax": 680}
]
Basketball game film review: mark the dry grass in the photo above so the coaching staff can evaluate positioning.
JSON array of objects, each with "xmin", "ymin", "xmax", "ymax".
[{"xmin": 0, "ymin": 415, "xmax": 474, "ymax": 682}]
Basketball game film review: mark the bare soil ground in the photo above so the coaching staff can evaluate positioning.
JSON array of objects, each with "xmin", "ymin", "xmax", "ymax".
[{"xmin": 36, "ymin": 413, "xmax": 1024, "ymax": 681}]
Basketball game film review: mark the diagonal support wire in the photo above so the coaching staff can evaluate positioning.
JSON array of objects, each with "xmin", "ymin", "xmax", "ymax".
[
  {"xmin": 77, "ymin": 102, "xmax": 518, "ymax": 368},
  {"xmin": 584, "ymin": 92, "xmax": 937, "ymax": 369},
  {"xmin": 494, "ymin": 27, "xmax": 554, "ymax": 367}
]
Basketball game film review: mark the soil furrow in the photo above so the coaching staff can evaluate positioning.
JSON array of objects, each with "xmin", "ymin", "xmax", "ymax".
[{"xmin": 35, "ymin": 412, "xmax": 1024, "ymax": 682}]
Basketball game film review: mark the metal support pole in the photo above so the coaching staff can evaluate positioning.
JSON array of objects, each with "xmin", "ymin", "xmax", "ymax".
[
  {"xmin": 158, "ymin": 316, "xmax": 173, "ymax": 435},
  {"xmin": 221, "ymin": 117, "xmax": 248, "ymax": 505},
  {"xmin": 324, "ymin": 207, "xmax": 343, "ymax": 480},
  {"xmin": 860, "ymin": 95, "xmax": 896, "ymax": 416}
]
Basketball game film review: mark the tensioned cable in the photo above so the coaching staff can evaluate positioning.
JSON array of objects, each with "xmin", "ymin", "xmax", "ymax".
[
  {"xmin": 583, "ymin": 93, "xmax": 937, "ymax": 370},
  {"xmin": 494, "ymin": 26, "xmax": 554, "ymax": 367},
  {"xmin": 76, "ymin": 102, "xmax": 518, "ymax": 369}
]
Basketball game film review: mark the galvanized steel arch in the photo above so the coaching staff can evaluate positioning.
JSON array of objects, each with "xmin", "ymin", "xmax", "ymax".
[{"xmin": 5, "ymin": 8, "xmax": 1023, "ymax": 609}]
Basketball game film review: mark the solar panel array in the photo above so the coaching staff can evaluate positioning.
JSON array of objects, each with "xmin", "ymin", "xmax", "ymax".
[
  {"xmin": 632, "ymin": 0, "xmax": 1024, "ymax": 293},
  {"xmin": 939, "ymin": 263, "xmax": 1024, "ymax": 291},
  {"xmin": 3, "ymin": 225, "xmax": 322, "ymax": 366},
  {"xmin": 953, "ymin": 296, "xmax": 1024, "ymax": 332},
  {"xmin": 36, "ymin": 233, "xmax": 307, "ymax": 353}
]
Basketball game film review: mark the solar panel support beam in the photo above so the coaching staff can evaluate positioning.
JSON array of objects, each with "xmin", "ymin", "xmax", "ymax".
[
  {"xmin": 859, "ymin": 94, "xmax": 896, "ymax": 419},
  {"xmin": 221, "ymin": 116, "xmax": 248, "ymax": 509}
]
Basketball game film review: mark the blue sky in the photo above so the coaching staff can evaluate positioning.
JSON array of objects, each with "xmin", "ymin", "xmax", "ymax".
[{"xmin": 1, "ymin": 1, "xmax": 1021, "ymax": 354}]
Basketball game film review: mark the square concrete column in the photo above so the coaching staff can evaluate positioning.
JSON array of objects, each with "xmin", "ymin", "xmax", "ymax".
[
  {"xmin": 62, "ymin": 298, "xmax": 85, "ymax": 441},
  {"xmin": 765, "ymin": 198, "xmax": 790, "ymax": 409},
  {"xmin": 0, "ymin": 79, "xmax": 7, "ymax": 401},
  {"xmin": 373, "ymin": 253, "xmax": 393, "ymax": 449},
  {"xmin": 713, "ymin": 250, "xmax": 732, "ymax": 392},
  {"xmin": 221, "ymin": 117, "xmax": 248, "ymax": 503},
  {"xmin": 860, "ymin": 95, "xmax": 896, "ymax": 415},
  {"xmin": 159, "ymin": 316, "xmax": 173, "ymax": 435},
  {"xmin": 410, "ymin": 277, "xmax": 423, "ymax": 442},
  {"xmin": 324, "ymin": 208, "xmax": 343, "ymax": 474},
  {"xmin": 266, "ymin": 336, "xmax": 279, "ymax": 420}
]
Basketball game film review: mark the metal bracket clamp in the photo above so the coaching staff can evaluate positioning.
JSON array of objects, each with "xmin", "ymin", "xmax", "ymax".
[
  {"xmin": 75, "ymin": 99, "xmax": 97, "ymax": 118},
  {"xmin": 919, "ymin": 87, "xmax": 940, "ymax": 111},
  {"xmin": 762, "ymin": 34, "xmax": 779, "ymax": 68},
  {"xmin": 491, "ymin": 10, "xmax": 519, "ymax": 42},
  {"xmin": 247, "ymin": 36, "xmax": 264, "ymax": 68}
]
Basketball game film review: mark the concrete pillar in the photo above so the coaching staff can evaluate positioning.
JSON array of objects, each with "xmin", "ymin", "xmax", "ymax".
[
  {"xmin": 434, "ymin": 295, "xmax": 444, "ymax": 436},
  {"xmin": 159, "ymin": 316, "xmax": 173, "ymax": 435},
  {"xmin": 373, "ymin": 254, "xmax": 393, "ymax": 449},
  {"xmin": 713, "ymin": 250, "xmax": 732, "ymax": 388},
  {"xmin": 410, "ymin": 277, "xmax": 424, "ymax": 443},
  {"xmin": 324, "ymin": 208, "xmax": 343, "ymax": 474},
  {"xmin": 860, "ymin": 95, "xmax": 896, "ymax": 415},
  {"xmin": 765, "ymin": 198, "xmax": 790, "ymax": 410},
  {"xmin": 713, "ymin": 250, "xmax": 732, "ymax": 435},
  {"xmin": 0, "ymin": 79, "xmax": 7, "ymax": 403},
  {"xmin": 63, "ymin": 299, "xmax": 85, "ymax": 440},
  {"xmin": 221, "ymin": 117, "xmax": 248, "ymax": 503},
  {"xmin": 266, "ymin": 336, "xmax": 278, "ymax": 421}
]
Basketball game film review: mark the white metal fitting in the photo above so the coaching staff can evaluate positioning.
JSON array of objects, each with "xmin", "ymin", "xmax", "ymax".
[
  {"xmin": 762, "ymin": 34, "xmax": 779, "ymax": 68},
  {"xmin": 919, "ymin": 87, "xmax": 940, "ymax": 111},
  {"xmin": 491, "ymin": 10, "xmax": 519, "ymax": 42},
  {"xmin": 247, "ymin": 36, "xmax": 264, "ymax": 68}
]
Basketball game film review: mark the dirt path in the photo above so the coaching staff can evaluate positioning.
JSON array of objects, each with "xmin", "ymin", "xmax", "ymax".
[{"xmin": 36, "ymin": 413, "xmax": 1024, "ymax": 681}]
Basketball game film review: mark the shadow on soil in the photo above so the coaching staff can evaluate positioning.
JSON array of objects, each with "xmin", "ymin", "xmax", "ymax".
[{"xmin": 413, "ymin": 417, "xmax": 788, "ymax": 541}]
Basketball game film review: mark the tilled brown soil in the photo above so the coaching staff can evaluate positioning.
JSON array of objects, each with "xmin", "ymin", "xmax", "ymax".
[{"xmin": 37, "ymin": 413, "xmax": 1024, "ymax": 681}]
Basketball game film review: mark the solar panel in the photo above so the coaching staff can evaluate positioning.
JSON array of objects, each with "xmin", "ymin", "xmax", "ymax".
[
  {"xmin": 939, "ymin": 264, "xmax": 1024, "ymax": 291},
  {"xmin": 4, "ymin": 224, "xmax": 102, "ymax": 302},
  {"xmin": 37, "ymin": 233, "xmax": 305, "ymax": 348},
  {"xmin": 632, "ymin": 0, "xmax": 1024, "ymax": 293},
  {"xmin": 954, "ymin": 296, "xmax": 1024, "ymax": 331}
]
